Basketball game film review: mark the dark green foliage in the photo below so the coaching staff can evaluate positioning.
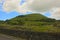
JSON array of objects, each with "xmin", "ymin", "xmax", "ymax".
[
  {"xmin": 0, "ymin": 20, "xmax": 5, "ymax": 24},
  {"xmin": 6, "ymin": 20, "xmax": 24, "ymax": 26}
]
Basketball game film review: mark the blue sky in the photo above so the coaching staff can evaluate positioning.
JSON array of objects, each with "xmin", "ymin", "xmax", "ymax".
[
  {"xmin": 0, "ymin": 0, "xmax": 50, "ymax": 20},
  {"xmin": 0, "ymin": 0, "xmax": 23, "ymax": 20},
  {"xmin": 0, "ymin": 10, "xmax": 50, "ymax": 20},
  {"xmin": 0, "ymin": 11, "xmax": 20, "ymax": 20}
]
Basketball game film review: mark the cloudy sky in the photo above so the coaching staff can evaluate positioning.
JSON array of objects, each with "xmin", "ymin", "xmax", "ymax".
[{"xmin": 0, "ymin": 0, "xmax": 60, "ymax": 20}]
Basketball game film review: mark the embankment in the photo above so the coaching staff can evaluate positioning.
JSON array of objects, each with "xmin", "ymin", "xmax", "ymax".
[{"xmin": 0, "ymin": 29, "xmax": 60, "ymax": 40}]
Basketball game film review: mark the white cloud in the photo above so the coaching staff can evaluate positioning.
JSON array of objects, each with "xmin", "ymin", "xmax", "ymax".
[
  {"xmin": 3, "ymin": 0, "xmax": 20, "ymax": 12},
  {"xmin": 2, "ymin": 0, "xmax": 29, "ymax": 13},
  {"xmin": 0, "ymin": 0, "xmax": 3, "ymax": 3},
  {"xmin": 3, "ymin": 0, "xmax": 60, "ymax": 12},
  {"xmin": 2, "ymin": 0, "xmax": 60, "ymax": 19},
  {"xmin": 50, "ymin": 8, "xmax": 60, "ymax": 20},
  {"xmin": 24, "ymin": 0, "xmax": 60, "ymax": 12},
  {"xmin": 0, "ymin": 0, "xmax": 2, "ymax": 3}
]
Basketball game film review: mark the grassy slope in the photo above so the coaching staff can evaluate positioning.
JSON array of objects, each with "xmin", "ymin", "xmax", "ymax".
[{"xmin": 0, "ymin": 13, "xmax": 60, "ymax": 33}]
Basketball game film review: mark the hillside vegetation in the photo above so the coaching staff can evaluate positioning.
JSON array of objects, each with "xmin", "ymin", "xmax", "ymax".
[{"xmin": 0, "ymin": 13, "xmax": 60, "ymax": 33}]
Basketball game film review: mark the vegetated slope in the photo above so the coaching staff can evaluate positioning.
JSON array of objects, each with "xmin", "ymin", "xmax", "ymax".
[
  {"xmin": 7, "ymin": 13, "xmax": 48, "ymax": 22},
  {"xmin": 0, "ymin": 13, "xmax": 60, "ymax": 32},
  {"xmin": 0, "ymin": 13, "xmax": 60, "ymax": 40}
]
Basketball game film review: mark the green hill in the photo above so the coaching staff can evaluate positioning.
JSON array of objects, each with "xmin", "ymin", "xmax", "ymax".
[
  {"xmin": 0, "ymin": 13, "xmax": 60, "ymax": 40},
  {"xmin": 0, "ymin": 13, "xmax": 60, "ymax": 32},
  {"xmin": 8, "ymin": 13, "xmax": 48, "ymax": 21}
]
